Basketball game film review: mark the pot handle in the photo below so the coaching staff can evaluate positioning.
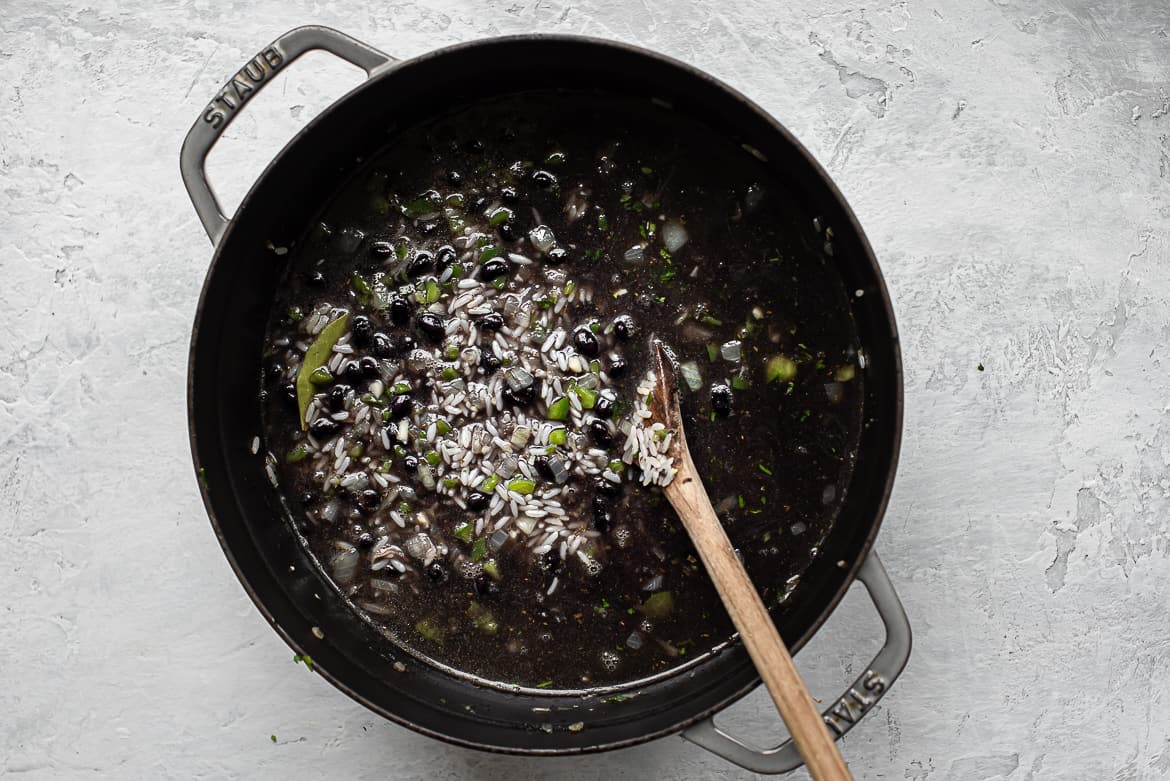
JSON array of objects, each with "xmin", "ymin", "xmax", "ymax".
[
  {"xmin": 179, "ymin": 26, "xmax": 396, "ymax": 246},
  {"xmin": 682, "ymin": 552, "xmax": 911, "ymax": 775}
]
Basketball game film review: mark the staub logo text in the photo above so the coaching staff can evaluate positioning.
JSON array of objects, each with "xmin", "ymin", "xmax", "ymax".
[
  {"xmin": 202, "ymin": 47, "xmax": 285, "ymax": 129},
  {"xmin": 823, "ymin": 670, "xmax": 887, "ymax": 736}
]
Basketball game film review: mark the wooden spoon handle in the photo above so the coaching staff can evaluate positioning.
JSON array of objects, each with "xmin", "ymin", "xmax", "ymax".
[{"xmin": 665, "ymin": 468, "xmax": 852, "ymax": 781}]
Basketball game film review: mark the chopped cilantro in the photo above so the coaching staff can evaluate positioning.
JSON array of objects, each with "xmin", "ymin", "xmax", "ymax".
[
  {"xmin": 758, "ymin": 464, "xmax": 773, "ymax": 476},
  {"xmin": 293, "ymin": 654, "xmax": 314, "ymax": 671}
]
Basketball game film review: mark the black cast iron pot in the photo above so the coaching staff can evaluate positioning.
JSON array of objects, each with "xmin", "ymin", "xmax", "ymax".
[{"xmin": 180, "ymin": 26, "xmax": 910, "ymax": 774}]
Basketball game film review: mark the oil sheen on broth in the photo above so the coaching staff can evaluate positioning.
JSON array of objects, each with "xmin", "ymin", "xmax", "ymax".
[{"xmin": 261, "ymin": 91, "xmax": 862, "ymax": 689}]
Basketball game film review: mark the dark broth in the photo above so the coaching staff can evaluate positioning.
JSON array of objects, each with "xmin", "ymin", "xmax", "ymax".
[{"xmin": 261, "ymin": 90, "xmax": 862, "ymax": 689}]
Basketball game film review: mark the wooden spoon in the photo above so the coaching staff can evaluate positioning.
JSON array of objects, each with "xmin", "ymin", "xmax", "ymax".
[{"xmin": 648, "ymin": 340, "xmax": 852, "ymax": 781}]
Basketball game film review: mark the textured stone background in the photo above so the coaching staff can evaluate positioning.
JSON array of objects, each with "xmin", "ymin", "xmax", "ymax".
[{"xmin": 2, "ymin": 1, "xmax": 1168, "ymax": 778}]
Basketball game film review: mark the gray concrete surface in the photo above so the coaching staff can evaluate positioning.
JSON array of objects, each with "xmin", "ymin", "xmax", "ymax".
[{"xmin": 2, "ymin": 1, "xmax": 1168, "ymax": 778}]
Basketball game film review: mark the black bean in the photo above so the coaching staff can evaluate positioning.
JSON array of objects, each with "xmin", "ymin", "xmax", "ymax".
[
  {"xmin": 328, "ymin": 384, "xmax": 351, "ymax": 412},
  {"xmin": 539, "ymin": 547, "xmax": 563, "ymax": 574},
  {"xmin": 388, "ymin": 394, "xmax": 413, "ymax": 421},
  {"xmin": 418, "ymin": 219, "xmax": 440, "ymax": 236},
  {"xmin": 267, "ymin": 362, "xmax": 285, "ymax": 382},
  {"xmin": 589, "ymin": 419, "xmax": 614, "ymax": 448},
  {"xmin": 416, "ymin": 311, "xmax": 447, "ymax": 343},
  {"xmin": 503, "ymin": 382, "xmax": 535, "ymax": 406},
  {"xmin": 480, "ymin": 352, "xmax": 502, "ymax": 373},
  {"xmin": 351, "ymin": 315, "xmax": 373, "ymax": 346},
  {"xmin": 466, "ymin": 491, "xmax": 489, "ymax": 511},
  {"xmin": 593, "ymin": 475, "xmax": 623, "ymax": 497},
  {"xmin": 435, "ymin": 245, "xmax": 457, "ymax": 272},
  {"xmin": 497, "ymin": 222, "xmax": 516, "ymax": 241},
  {"xmin": 534, "ymin": 455, "xmax": 556, "ymax": 482},
  {"xmin": 480, "ymin": 257, "xmax": 509, "ymax": 281},
  {"xmin": 359, "ymin": 356, "xmax": 380, "ymax": 378},
  {"xmin": 282, "ymin": 383, "xmax": 297, "ymax": 407},
  {"xmin": 356, "ymin": 489, "xmax": 382, "ymax": 514},
  {"xmin": 532, "ymin": 170, "xmax": 557, "ymax": 188},
  {"xmin": 613, "ymin": 315, "xmax": 635, "ymax": 341},
  {"xmin": 355, "ymin": 528, "xmax": 375, "ymax": 549},
  {"xmin": 607, "ymin": 355, "xmax": 627, "ymax": 378},
  {"xmin": 426, "ymin": 560, "xmax": 449, "ymax": 583},
  {"xmin": 370, "ymin": 241, "xmax": 394, "ymax": 258},
  {"xmin": 476, "ymin": 312, "xmax": 504, "ymax": 332},
  {"xmin": 407, "ymin": 251, "xmax": 433, "ymax": 276},
  {"xmin": 389, "ymin": 294, "xmax": 412, "ymax": 326},
  {"xmin": 596, "ymin": 393, "xmax": 615, "ymax": 418},
  {"xmin": 310, "ymin": 417, "xmax": 341, "ymax": 438},
  {"xmin": 500, "ymin": 186, "xmax": 519, "ymax": 203},
  {"xmin": 342, "ymin": 360, "xmax": 364, "ymax": 384},
  {"xmin": 573, "ymin": 327, "xmax": 599, "ymax": 357},
  {"xmin": 447, "ymin": 170, "xmax": 463, "ymax": 185},
  {"xmin": 545, "ymin": 247, "xmax": 569, "ymax": 264},
  {"xmin": 711, "ymin": 383, "xmax": 734, "ymax": 416},
  {"xmin": 299, "ymin": 491, "xmax": 316, "ymax": 506},
  {"xmin": 403, "ymin": 455, "xmax": 419, "ymax": 472},
  {"xmin": 372, "ymin": 332, "xmax": 397, "ymax": 358},
  {"xmin": 592, "ymin": 493, "xmax": 613, "ymax": 533},
  {"xmin": 305, "ymin": 269, "xmax": 326, "ymax": 286}
]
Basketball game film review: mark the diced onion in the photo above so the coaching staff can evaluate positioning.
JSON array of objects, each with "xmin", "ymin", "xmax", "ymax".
[
  {"xmin": 565, "ymin": 191, "xmax": 589, "ymax": 221},
  {"xmin": 505, "ymin": 367, "xmax": 533, "ymax": 392},
  {"xmin": 822, "ymin": 484, "xmax": 837, "ymax": 505},
  {"xmin": 662, "ymin": 220, "xmax": 689, "ymax": 253},
  {"xmin": 320, "ymin": 499, "xmax": 341, "ymax": 523},
  {"xmin": 417, "ymin": 462, "xmax": 436, "ymax": 490},
  {"xmin": 679, "ymin": 361, "xmax": 703, "ymax": 391},
  {"xmin": 529, "ymin": 225, "xmax": 556, "ymax": 253},
  {"xmin": 720, "ymin": 340, "xmax": 742, "ymax": 362},
  {"xmin": 497, "ymin": 454, "xmax": 518, "ymax": 479},
  {"xmin": 330, "ymin": 544, "xmax": 359, "ymax": 583}
]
